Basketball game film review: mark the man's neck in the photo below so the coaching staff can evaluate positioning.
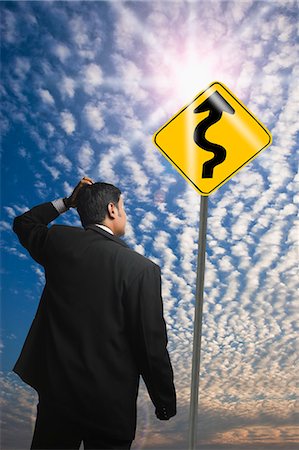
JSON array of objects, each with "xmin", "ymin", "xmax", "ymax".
[{"xmin": 95, "ymin": 224, "xmax": 114, "ymax": 235}]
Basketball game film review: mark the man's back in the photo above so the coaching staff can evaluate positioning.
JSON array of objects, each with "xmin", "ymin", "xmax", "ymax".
[{"xmin": 13, "ymin": 202, "xmax": 176, "ymax": 442}]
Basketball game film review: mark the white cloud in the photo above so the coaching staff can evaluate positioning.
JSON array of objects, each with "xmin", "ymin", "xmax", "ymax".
[
  {"xmin": 41, "ymin": 161, "xmax": 60, "ymax": 180},
  {"xmin": 63, "ymin": 181, "xmax": 73, "ymax": 197},
  {"xmin": 18, "ymin": 147, "xmax": 30, "ymax": 159},
  {"xmin": 59, "ymin": 76, "xmax": 76, "ymax": 99},
  {"xmin": 34, "ymin": 179, "xmax": 48, "ymax": 199},
  {"xmin": 45, "ymin": 122, "xmax": 55, "ymax": 137},
  {"xmin": 218, "ymin": 255, "xmax": 234, "ymax": 272},
  {"xmin": 77, "ymin": 142, "xmax": 94, "ymax": 174},
  {"xmin": 97, "ymin": 143, "xmax": 130, "ymax": 184},
  {"xmin": 112, "ymin": 54, "xmax": 147, "ymax": 101},
  {"xmin": 68, "ymin": 15, "xmax": 102, "ymax": 60},
  {"xmin": 52, "ymin": 43, "xmax": 71, "ymax": 63},
  {"xmin": 0, "ymin": 220, "xmax": 11, "ymax": 231},
  {"xmin": 82, "ymin": 63, "xmax": 103, "ymax": 94},
  {"xmin": 60, "ymin": 111, "xmax": 76, "ymax": 135},
  {"xmin": 3, "ymin": 205, "xmax": 28, "ymax": 219},
  {"xmin": 2, "ymin": 245, "xmax": 28, "ymax": 260},
  {"xmin": 2, "ymin": 9, "xmax": 18, "ymax": 44},
  {"xmin": 140, "ymin": 140, "xmax": 165, "ymax": 178},
  {"xmin": 231, "ymin": 211, "xmax": 252, "ymax": 240},
  {"xmin": 13, "ymin": 204, "xmax": 29, "ymax": 214},
  {"xmin": 54, "ymin": 153, "xmax": 72, "ymax": 172},
  {"xmin": 69, "ymin": 16, "xmax": 89, "ymax": 47},
  {"xmin": 0, "ymin": 373, "xmax": 37, "ymax": 448},
  {"xmin": 31, "ymin": 264, "xmax": 45, "ymax": 285},
  {"xmin": 37, "ymin": 88, "xmax": 55, "ymax": 105},
  {"xmin": 124, "ymin": 157, "xmax": 150, "ymax": 200},
  {"xmin": 138, "ymin": 211, "xmax": 157, "ymax": 232},
  {"xmin": 84, "ymin": 103, "xmax": 105, "ymax": 131},
  {"xmin": 175, "ymin": 186, "xmax": 200, "ymax": 226},
  {"xmin": 14, "ymin": 57, "xmax": 30, "ymax": 79},
  {"xmin": 3, "ymin": 206, "xmax": 16, "ymax": 219},
  {"xmin": 29, "ymin": 128, "xmax": 46, "ymax": 151}
]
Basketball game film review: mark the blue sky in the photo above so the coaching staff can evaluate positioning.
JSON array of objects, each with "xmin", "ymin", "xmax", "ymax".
[{"xmin": 1, "ymin": 1, "xmax": 298, "ymax": 449}]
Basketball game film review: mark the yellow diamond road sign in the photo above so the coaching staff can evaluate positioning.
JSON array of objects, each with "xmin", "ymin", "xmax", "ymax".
[{"xmin": 153, "ymin": 82, "xmax": 272, "ymax": 196}]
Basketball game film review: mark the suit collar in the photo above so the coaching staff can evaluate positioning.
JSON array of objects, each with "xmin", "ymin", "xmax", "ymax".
[{"xmin": 85, "ymin": 224, "xmax": 129, "ymax": 248}]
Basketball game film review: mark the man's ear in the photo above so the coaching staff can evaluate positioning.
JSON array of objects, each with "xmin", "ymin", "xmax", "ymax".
[{"xmin": 107, "ymin": 202, "xmax": 116, "ymax": 220}]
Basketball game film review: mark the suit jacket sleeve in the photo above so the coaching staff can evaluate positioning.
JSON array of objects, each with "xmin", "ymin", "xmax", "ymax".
[
  {"xmin": 13, "ymin": 202, "xmax": 60, "ymax": 265},
  {"xmin": 125, "ymin": 263, "xmax": 176, "ymax": 420}
]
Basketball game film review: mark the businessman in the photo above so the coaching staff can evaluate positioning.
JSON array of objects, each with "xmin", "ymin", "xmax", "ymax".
[{"xmin": 13, "ymin": 177, "xmax": 176, "ymax": 449}]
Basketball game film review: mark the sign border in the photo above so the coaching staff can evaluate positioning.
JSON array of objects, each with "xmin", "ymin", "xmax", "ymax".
[{"xmin": 153, "ymin": 81, "xmax": 272, "ymax": 196}]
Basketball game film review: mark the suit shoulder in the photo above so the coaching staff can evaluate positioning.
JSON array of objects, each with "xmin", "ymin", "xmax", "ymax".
[
  {"xmin": 47, "ymin": 224, "xmax": 85, "ymax": 246},
  {"xmin": 49, "ymin": 224, "xmax": 84, "ymax": 234},
  {"xmin": 118, "ymin": 245, "xmax": 159, "ymax": 271}
]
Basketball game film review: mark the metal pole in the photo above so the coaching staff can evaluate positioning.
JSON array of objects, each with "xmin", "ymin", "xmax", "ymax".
[{"xmin": 188, "ymin": 194, "xmax": 209, "ymax": 450}]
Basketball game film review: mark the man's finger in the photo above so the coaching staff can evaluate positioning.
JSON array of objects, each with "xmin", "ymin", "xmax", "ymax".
[{"xmin": 81, "ymin": 176, "xmax": 94, "ymax": 185}]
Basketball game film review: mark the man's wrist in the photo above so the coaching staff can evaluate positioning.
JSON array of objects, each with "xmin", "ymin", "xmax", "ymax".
[
  {"xmin": 52, "ymin": 198, "xmax": 69, "ymax": 214},
  {"xmin": 63, "ymin": 197, "xmax": 71, "ymax": 210}
]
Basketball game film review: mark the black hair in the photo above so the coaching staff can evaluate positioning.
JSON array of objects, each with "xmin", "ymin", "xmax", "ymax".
[{"xmin": 76, "ymin": 182, "xmax": 121, "ymax": 227}]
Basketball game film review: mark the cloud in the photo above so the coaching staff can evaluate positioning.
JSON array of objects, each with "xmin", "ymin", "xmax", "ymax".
[
  {"xmin": 1, "ymin": 8, "xmax": 18, "ymax": 44},
  {"xmin": 0, "ymin": 221, "xmax": 12, "ymax": 231},
  {"xmin": 62, "ymin": 181, "xmax": 74, "ymax": 197},
  {"xmin": 52, "ymin": 43, "xmax": 71, "ymax": 63},
  {"xmin": 84, "ymin": 103, "xmax": 105, "ymax": 131},
  {"xmin": 69, "ymin": 16, "xmax": 89, "ymax": 47},
  {"xmin": 14, "ymin": 57, "xmax": 30, "ymax": 79},
  {"xmin": 139, "ymin": 211, "xmax": 157, "ymax": 232},
  {"xmin": 0, "ymin": 373, "xmax": 37, "ymax": 449},
  {"xmin": 31, "ymin": 264, "xmax": 45, "ymax": 285},
  {"xmin": 124, "ymin": 157, "xmax": 151, "ymax": 200},
  {"xmin": 34, "ymin": 176, "xmax": 49, "ymax": 199},
  {"xmin": 97, "ymin": 143, "xmax": 130, "ymax": 184},
  {"xmin": 77, "ymin": 142, "xmax": 94, "ymax": 175},
  {"xmin": 45, "ymin": 122, "xmax": 55, "ymax": 137},
  {"xmin": 112, "ymin": 53, "xmax": 147, "ymax": 101},
  {"xmin": 54, "ymin": 153, "xmax": 72, "ymax": 172},
  {"xmin": 60, "ymin": 111, "xmax": 76, "ymax": 135},
  {"xmin": 141, "ymin": 141, "xmax": 166, "ymax": 177},
  {"xmin": 3, "ymin": 206, "xmax": 16, "ymax": 219},
  {"xmin": 2, "ymin": 245, "xmax": 28, "ymax": 260},
  {"xmin": 3, "ymin": 204, "xmax": 28, "ymax": 220},
  {"xmin": 59, "ymin": 76, "xmax": 76, "ymax": 99},
  {"xmin": 82, "ymin": 63, "xmax": 103, "ymax": 94},
  {"xmin": 18, "ymin": 147, "xmax": 30, "ymax": 159},
  {"xmin": 41, "ymin": 161, "xmax": 60, "ymax": 180},
  {"xmin": 29, "ymin": 128, "xmax": 46, "ymax": 151},
  {"xmin": 37, "ymin": 88, "xmax": 55, "ymax": 105}
]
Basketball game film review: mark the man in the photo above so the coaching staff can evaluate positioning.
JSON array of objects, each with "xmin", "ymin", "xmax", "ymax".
[{"xmin": 13, "ymin": 177, "xmax": 176, "ymax": 450}]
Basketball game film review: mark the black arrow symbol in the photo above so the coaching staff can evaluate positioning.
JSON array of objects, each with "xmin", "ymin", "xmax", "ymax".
[{"xmin": 193, "ymin": 91, "xmax": 235, "ymax": 178}]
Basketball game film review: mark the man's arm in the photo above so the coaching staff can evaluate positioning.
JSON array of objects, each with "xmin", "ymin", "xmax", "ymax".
[
  {"xmin": 13, "ymin": 202, "xmax": 62, "ymax": 265},
  {"xmin": 125, "ymin": 263, "xmax": 177, "ymax": 421},
  {"xmin": 13, "ymin": 177, "xmax": 93, "ymax": 265}
]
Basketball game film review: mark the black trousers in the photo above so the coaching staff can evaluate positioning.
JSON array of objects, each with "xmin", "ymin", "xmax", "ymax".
[{"xmin": 31, "ymin": 398, "xmax": 133, "ymax": 450}]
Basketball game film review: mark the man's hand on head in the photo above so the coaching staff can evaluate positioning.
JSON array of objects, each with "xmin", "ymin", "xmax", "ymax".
[{"xmin": 63, "ymin": 176, "xmax": 94, "ymax": 209}]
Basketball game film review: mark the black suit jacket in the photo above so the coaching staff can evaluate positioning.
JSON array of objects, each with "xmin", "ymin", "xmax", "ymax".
[{"xmin": 13, "ymin": 202, "xmax": 176, "ymax": 440}]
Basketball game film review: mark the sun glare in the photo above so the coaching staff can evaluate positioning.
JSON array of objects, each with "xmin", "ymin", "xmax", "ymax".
[
  {"xmin": 174, "ymin": 62, "xmax": 214, "ymax": 102},
  {"xmin": 153, "ymin": 47, "xmax": 216, "ymax": 106}
]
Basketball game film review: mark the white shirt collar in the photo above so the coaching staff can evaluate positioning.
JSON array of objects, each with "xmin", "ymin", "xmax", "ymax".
[{"xmin": 94, "ymin": 224, "xmax": 114, "ymax": 235}]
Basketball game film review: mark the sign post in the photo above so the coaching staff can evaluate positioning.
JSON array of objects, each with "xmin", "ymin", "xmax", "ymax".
[
  {"xmin": 153, "ymin": 81, "xmax": 272, "ymax": 449},
  {"xmin": 188, "ymin": 195, "xmax": 208, "ymax": 449}
]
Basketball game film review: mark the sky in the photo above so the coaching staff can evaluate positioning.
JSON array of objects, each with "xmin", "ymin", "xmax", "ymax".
[{"xmin": 0, "ymin": 0, "xmax": 298, "ymax": 449}]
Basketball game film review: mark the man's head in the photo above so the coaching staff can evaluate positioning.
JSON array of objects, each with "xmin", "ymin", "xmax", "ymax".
[{"xmin": 77, "ymin": 182, "xmax": 126, "ymax": 236}]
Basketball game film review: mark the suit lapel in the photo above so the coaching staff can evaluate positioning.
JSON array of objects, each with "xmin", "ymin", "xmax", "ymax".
[{"xmin": 85, "ymin": 224, "xmax": 129, "ymax": 248}]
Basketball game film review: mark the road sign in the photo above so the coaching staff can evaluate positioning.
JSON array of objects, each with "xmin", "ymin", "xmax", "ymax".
[
  {"xmin": 153, "ymin": 81, "xmax": 272, "ymax": 195},
  {"xmin": 152, "ymin": 81, "xmax": 273, "ymax": 450}
]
